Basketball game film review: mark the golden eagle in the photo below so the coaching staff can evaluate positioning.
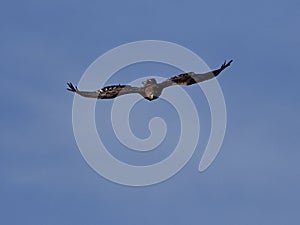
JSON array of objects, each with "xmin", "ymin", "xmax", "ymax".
[{"xmin": 67, "ymin": 60, "xmax": 232, "ymax": 101}]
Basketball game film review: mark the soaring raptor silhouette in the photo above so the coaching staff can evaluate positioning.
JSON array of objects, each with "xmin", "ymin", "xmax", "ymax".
[{"xmin": 67, "ymin": 60, "xmax": 232, "ymax": 101}]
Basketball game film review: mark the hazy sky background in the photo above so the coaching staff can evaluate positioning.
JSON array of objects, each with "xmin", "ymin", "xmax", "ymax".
[{"xmin": 1, "ymin": 0, "xmax": 300, "ymax": 224}]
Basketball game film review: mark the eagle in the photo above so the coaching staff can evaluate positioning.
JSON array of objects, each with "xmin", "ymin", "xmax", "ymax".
[{"xmin": 67, "ymin": 60, "xmax": 232, "ymax": 101}]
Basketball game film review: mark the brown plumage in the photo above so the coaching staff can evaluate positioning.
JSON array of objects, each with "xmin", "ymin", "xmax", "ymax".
[{"xmin": 67, "ymin": 60, "xmax": 233, "ymax": 101}]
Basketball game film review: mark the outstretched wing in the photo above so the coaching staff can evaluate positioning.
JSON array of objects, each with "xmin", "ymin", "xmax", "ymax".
[
  {"xmin": 159, "ymin": 60, "xmax": 233, "ymax": 88},
  {"xmin": 96, "ymin": 85, "xmax": 143, "ymax": 99},
  {"xmin": 67, "ymin": 82, "xmax": 143, "ymax": 99},
  {"xmin": 160, "ymin": 72, "xmax": 199, "ymax": 87}
]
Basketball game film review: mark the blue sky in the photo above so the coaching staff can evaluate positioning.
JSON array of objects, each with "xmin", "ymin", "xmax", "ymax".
[{"xmin": 1, "ymin": 0, "xmax": 300, "ymax": 224}]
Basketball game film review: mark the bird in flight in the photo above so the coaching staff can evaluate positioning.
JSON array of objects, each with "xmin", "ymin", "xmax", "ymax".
[{"xmin": 67, "ymin": 60, "xmax": 233, "ymax": 101}]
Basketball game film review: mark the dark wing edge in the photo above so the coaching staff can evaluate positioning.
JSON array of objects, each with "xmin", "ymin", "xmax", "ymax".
[
  {"xmin": 96, "ymin": 84, "xmax": 143, "ymax": 99},
  {"xmin": 67, "ymin": 82, "xmax": 78, "ymax": 92},
  {"xmin": 66, "ymin": 82, "xmax": 143, "ymax": 99},
  {"xmin": 159, "ymin": 59, "xmax": 233, "ymax": 88},
  {"xmin": 208, "ymin": 59, "xmax": 233, "ymax": 77},
  {"xmin": 159, "ymin": 72, "xmax": 198, "ymax": 88},
  {"xmin": 220, "ymin": 59, "xmax": 233, "ymax": 70}
]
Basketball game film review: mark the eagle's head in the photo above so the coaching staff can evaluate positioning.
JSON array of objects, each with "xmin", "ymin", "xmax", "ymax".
[
  {"xmin": 141, "ymin": 78, "xmax": 161, "ymax": 101},
  {"xmin": 144, "ymin": 93, "xmax": 159, "ymax": 101},
  {"xmin": 142, "ymin": 78, "xmax": 157, "ymax": 87}
]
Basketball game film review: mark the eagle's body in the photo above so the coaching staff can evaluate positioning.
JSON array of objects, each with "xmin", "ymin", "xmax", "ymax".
[{"xmin": 67, "ymin": 60, "xmax": 233, "ymax": 101}]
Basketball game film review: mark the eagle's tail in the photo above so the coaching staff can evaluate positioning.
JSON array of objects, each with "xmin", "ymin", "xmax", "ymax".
[{"xmin": 67, "ymin": 82, "xmax": 78, "ymax": 92}]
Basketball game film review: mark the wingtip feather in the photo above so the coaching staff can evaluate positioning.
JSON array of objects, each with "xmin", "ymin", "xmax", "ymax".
[{"xmin": 67, "ymin": 82, "xmax": 77, "ymax": 92}]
